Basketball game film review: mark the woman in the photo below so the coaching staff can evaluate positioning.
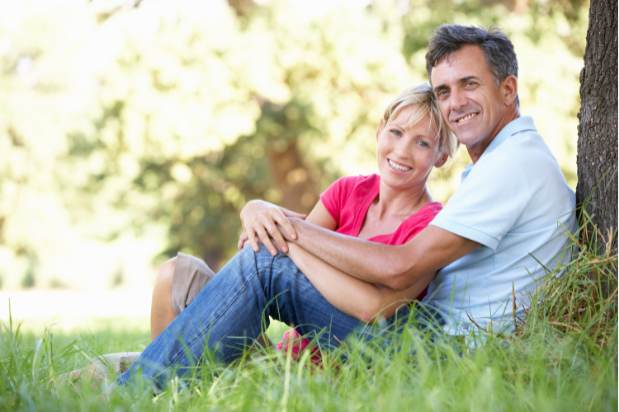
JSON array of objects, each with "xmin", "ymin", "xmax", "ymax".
[
  {"xmin": 148, "ymin": 83, "xmax": 455, "ymax": 355},
  {"xmin": 71, "ymin": 83, "xmax": 455, "ymax": 381}
]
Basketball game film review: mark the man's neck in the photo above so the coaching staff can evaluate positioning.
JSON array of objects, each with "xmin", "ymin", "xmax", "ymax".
[{"xmin": 468, "ymin": 109, "xmax": 520, "ymax": 163}]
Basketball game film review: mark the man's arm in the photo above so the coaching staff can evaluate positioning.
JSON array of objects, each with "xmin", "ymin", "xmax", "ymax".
[
  {"xmin": 286, "ymin": 243, "xmax": 433, "ymax": 322},
  {"xmin": 290, "ymin": 218, "xmax": 479, "ymax": 290}
]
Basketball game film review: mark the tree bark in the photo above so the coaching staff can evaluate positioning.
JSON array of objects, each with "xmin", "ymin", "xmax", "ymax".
[{"xmin": 576, "ymin": 0, "xmax": 618, "ymax": 252}]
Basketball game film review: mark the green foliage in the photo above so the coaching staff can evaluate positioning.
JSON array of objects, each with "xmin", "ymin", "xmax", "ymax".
[{"xmin": 0, "ymin": 0, "xmax": 587, "ymax": 287}]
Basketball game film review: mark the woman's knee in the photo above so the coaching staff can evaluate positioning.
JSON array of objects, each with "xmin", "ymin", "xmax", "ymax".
[
  {"xmin": 151, "ymin": 257, "xmax": 180, "ymax": 339},
  {"xmin": 155, "ymin": 257, "xmax": 177, "ymax": 290}
]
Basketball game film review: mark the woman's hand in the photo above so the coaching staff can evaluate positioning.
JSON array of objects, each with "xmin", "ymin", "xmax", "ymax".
[{"xmin": 239, "ymin": 200, "xmax": 305, "ymax": 255}]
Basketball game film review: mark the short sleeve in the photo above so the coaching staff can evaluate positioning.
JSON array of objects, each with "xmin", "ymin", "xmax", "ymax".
[
  {"xmin": 319, "ymin": 176, "xmax": 353, "ymax": 226},
  {"xmin": 431, "ymin": 152, "xmax": 531, "ymax": 250}
]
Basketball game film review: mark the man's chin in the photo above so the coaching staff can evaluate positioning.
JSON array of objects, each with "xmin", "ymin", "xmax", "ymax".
[{"xmin": 454, "ymin": 133, "xmax": 476, "ymax": 146}]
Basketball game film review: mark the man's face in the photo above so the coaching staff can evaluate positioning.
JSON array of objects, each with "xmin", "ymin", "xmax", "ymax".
[{"xmin": 430, "ymin": 45, "xmax": 516, "ymax": 162}]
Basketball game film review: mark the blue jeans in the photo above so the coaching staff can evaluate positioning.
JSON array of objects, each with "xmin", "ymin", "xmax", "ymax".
[{"xmin": 118, "ymin": 246, "xmax": 440, "ymax": 388}]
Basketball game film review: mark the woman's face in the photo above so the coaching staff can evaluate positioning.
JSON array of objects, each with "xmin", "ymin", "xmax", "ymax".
[{"xmin": 376, "ymin": 105, "xmax": 446, "ymax": 192}]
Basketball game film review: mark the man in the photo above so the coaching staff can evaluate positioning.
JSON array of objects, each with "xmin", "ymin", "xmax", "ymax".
[
  {"xmin": 285, "ymin": 25, "xmax": 576, "ymax": 335},
  {"xmin": 118, "ymin": 25, "xmax": 575, "ymax": 387}
]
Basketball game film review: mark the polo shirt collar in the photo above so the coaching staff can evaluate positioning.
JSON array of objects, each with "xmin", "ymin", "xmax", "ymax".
[
  {"xmin": 482, "ymin": 115, "xmax": 536, "ymax": 157},
  {"xmin": 461, "ymin": 115, "xmax": 536, "ymax": 179}
]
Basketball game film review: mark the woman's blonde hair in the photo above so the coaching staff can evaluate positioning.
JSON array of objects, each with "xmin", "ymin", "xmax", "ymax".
[{"xmin": 379, "ymin": 83, "xmax": 457, "ymax": 157}]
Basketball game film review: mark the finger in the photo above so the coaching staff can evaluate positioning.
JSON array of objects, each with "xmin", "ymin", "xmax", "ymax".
[
  {"xmin": 247, "ymin": 230, "xmax": 260, "ymax": 252},
  {"xmin": 238, "ymin": 232, "xmax": 248, "ymax": 249},
  {"xmin": 264, "ymin": 213, "xmax": 292, "ymax": 250},
  {"xmin": 260, "ymin": 214, "xmax": 287, "ymax": 242},
  {"xmin": 272, "ymin": 210, "xmax": 297, "ymax": 240},
  {"xmin": 267, "ymin": 222, "xmax": 289, "ymax": 253},
  {"xmin": 255, "ymin": 226, "xmax": 278, "ymax": 256},
  {"xmin": 261, "ymin": 216, "xmax": 290, "ymax": 252}
]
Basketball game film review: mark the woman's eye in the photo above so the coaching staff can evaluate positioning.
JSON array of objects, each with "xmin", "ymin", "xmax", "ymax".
[
  {"xmin": 390, "ymin": 129, "xmax": 402, "ymax": 137},
  {"xmin": 418, "ymin": 140, "xmax": 430, "ymax": 148}
]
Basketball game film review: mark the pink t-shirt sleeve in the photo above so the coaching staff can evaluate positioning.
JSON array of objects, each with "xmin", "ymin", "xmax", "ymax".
[{"xmin": 319, "ymin": 176, "xmax": 356, "ymax": 227}]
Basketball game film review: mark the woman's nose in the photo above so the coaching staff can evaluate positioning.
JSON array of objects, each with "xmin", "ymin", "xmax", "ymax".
[{"xmin": 393, "ymin": 137, "xmax": 415, "ymax": 158}]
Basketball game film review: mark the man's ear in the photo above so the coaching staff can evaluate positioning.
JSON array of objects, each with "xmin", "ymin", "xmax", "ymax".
[
  {"xmin": 434, "ymin": 152, "xmax": 449, "ymax": 168},
  {"xmin": 501, "ymin": 75, "xmax": 518, "ymax": 106}
]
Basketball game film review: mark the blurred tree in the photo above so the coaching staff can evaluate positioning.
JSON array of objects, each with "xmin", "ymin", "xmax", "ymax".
[
  {"xmin": 576, "ymin": 0, "xmax": 617, "ymax": 251},
  {"xmin": 68, "ymin": 1, "xmax": 412, "ymax": 268},
  {"xmin": 0, "ymin": 0, "xmax": 591, "ymax": 288},
  {"xmin": 227, "ymin": 0, "xmax": 256, "ymax": 18}
]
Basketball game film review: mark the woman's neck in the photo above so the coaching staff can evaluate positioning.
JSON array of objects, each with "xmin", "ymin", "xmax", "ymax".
[{"xmin": 373, "ymin": 182, "xmax": 431, "ymax": 220}]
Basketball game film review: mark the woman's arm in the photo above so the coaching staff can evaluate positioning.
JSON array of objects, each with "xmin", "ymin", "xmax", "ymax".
[
  {"xmin": 290, "ymin": 219, "xmax": 479, "ymax": 290},
  {"xmin": 238, "ymin": 199, "xmax": 337, "ymax": 253},
  {"xmin": 240, "ymin": 200, "xmax": 433, "ymax": 321},
  {"xmin": 286, "ymin": 242, "xmax": 433, "ymax": 322}
]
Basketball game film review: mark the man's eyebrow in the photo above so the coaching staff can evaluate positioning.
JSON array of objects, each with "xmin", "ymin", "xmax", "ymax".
[
  {"xmin": 433, "ymin": 84, "xmax": 448, "ymax": 92},
  {"xmin": 459, "ymin": 75, "xmax": 480, "ymax": 83}
]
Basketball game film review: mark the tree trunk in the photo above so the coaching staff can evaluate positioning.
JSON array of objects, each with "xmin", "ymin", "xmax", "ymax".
[
  {"xmin": 267, "ymin": 140, "xmax": 319, "ymax": 213},
  {"xmin": 576, "ymin": 0, "xmax": 617, "ymax": 252}
]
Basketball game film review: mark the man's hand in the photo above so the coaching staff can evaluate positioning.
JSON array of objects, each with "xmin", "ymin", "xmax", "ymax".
[{"xmin": 239, "ymin": 200, "xmax": 305, "ymax": 255}]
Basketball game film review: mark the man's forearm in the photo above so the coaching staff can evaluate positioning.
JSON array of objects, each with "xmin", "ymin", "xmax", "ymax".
[
  {"xmin": 288, "ymin": 217, "xmax": 479, "ymax": 291},
  {"xmin": 290, "ymin": 218, "xmax": 413, "ymax": 289}
]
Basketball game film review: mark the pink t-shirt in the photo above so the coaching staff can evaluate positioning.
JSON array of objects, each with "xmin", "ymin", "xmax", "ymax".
[
  {"xmin": 277, "ymin": 174, "xmax": 442, "ymax": 363},
  {"xmin": 320, "ymin": 174, "xmax": 442, "ymax": 246}
]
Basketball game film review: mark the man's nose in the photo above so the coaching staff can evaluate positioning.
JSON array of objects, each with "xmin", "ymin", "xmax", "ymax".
[{"xmin": 449, "ymin": 88, "xmax": 467, "ymax": 110}]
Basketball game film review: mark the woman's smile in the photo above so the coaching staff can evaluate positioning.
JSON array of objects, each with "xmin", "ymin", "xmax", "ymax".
[{"xmin": 387, "ymin": 158, "xmax": 412, "ymax": 173}]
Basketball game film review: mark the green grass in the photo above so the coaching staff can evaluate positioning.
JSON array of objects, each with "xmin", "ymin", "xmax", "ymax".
[{"xmin": 0, "ymin": 231, "xmax": 616, "ymax": 411}]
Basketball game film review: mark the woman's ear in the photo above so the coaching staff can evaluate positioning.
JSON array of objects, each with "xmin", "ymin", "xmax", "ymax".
[{"xmin": 434, "ymin": 152, "xmax": 449, "ymax": 168}]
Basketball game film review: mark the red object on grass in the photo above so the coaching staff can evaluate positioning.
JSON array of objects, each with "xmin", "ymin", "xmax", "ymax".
[{"xmin": 276, "ymin": 329, "xmax": 322, "ymax": 365}]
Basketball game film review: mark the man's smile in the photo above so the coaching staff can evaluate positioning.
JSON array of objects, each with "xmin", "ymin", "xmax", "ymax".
[{"xmin": 452, "ymin": 111, "xmax": 480, "ymax": 125}]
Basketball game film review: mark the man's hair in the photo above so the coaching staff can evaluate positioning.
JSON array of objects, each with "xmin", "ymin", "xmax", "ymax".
[
  {"xmin": 425, "ymin": 25, "xmax": 518, "ymax": 84},
  {"xmin": 380, "ymin": 83, "xmax": 457, "ymax": 158}
]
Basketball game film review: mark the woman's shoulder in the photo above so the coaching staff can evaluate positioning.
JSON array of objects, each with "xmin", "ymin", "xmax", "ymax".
[
  {"xmin": 404, "ymin": 201, "xmax": 443, "ymax": 224},
  {"xmin": 325, "ymin": 174, "xmax": 378, "ymax": 196},
  {"xmin": 332, "ymin": 174, "xmax": 378, "ymax": 186},
  {"xmin": 423, "ymin": 201, "xmax": 443, "ymax": 215}
]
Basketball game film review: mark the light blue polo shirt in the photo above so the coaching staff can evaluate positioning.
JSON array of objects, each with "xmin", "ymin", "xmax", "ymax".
[{"xmin": 425, "ymin": 116, "xmax": 576, "ymax": 335}]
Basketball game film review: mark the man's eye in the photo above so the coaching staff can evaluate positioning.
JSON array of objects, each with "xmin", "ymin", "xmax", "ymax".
[
  {"xmin": 435, "ymin": 89, "xmax": 449, "ymax": 99},
  {"xmin": 465, "ymin": 80, "xmax": 478, "ymax": 88}
]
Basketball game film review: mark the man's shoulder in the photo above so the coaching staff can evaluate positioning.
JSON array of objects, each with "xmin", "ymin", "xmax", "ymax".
[{"xmin": 480, "ymin": 126, "xmax": 557, "ymax": 177}]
